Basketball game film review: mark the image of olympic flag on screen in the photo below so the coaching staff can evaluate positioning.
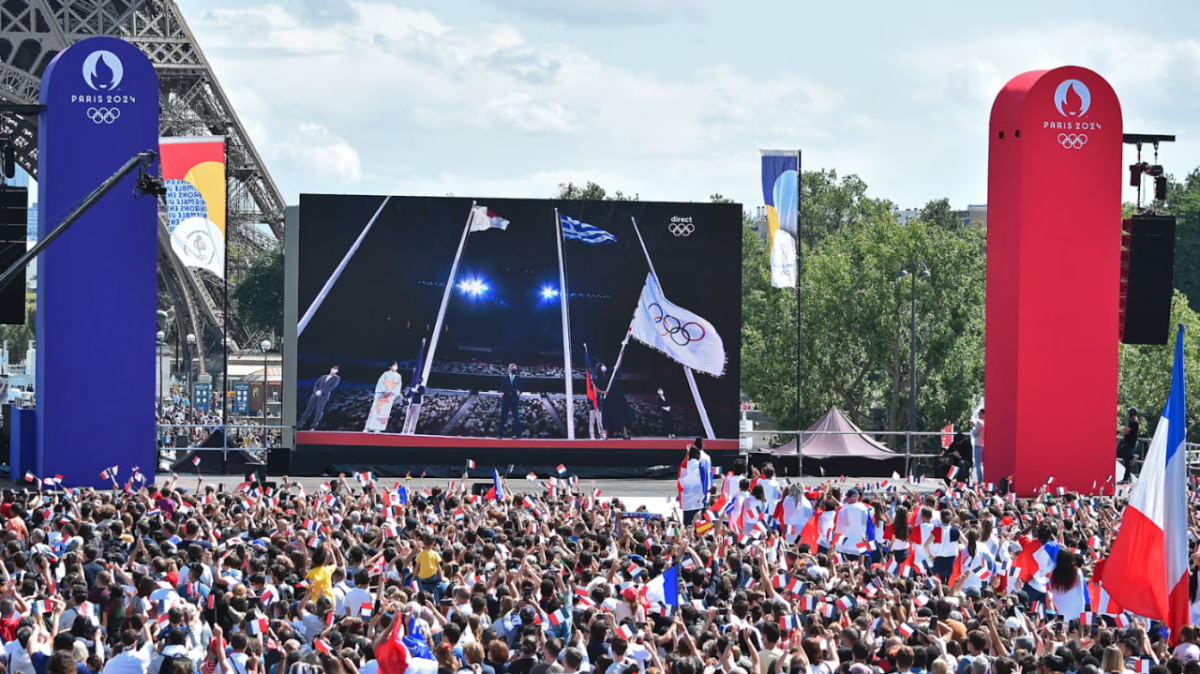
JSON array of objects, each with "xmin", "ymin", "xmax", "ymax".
[
  {"xmin": 629, "ymin": 273, "xmax": 725, "ymax": 377},
  {"xmin": 295, "ymin": 195, "xmax": 743, "ymax": 439}
]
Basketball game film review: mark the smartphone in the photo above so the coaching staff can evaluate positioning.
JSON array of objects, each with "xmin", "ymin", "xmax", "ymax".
[{"xmin": 930, "ymin": 616, "xmax": 939, "ymax": 632}]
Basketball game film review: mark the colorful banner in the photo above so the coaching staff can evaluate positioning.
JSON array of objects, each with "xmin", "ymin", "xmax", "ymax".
[
  {"xmin": 160, "ymin": 137, "xmax": 225, "ymax": 277},
  {"xmin": 761, "ymin": 150, "xmax": 799, "ymax": 288}
]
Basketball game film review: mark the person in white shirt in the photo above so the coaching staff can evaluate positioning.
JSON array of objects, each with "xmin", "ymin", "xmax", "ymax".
[
  {"xmin": 832, "ymin": 489, "xmax": 873, "ymax": 557},
  {"xmin": 678, "ymin": 445, "xmax": 707, "ymax": 525},
  {"xmin": 342, "ymin": 569, "xmax": 374, "ymax": 618},
  {"xmin": 727, "ymin": 479, "xmax": 750, "ymax": 531},
  {"xmin": 721, "ymin": 458, "xmax": 746, "ymax": 501},
  {"xmin": 6, "ymin": 625, "xmax": 37, "ymax": 674},
  {"xmin": 757, "ymin": 463, "xmax": 783, "ymax": 519},
  {"xmin": 102, "ymin": 622, "xmax": 155, "ymax": 674},
  {"xmin": 780, "ymin": 483, "xmax": 814, "ymax": 545}
]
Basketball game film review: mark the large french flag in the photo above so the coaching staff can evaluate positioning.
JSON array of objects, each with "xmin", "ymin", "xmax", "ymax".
[{"xmin": 1104, "ymin": 325, "xmax": 1189, "ymax": 642}]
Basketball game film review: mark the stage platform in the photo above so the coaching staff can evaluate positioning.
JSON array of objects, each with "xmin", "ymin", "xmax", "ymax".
[{"xmin": 294, "ymin": 431, "xmax": 740, "ymax": 478}]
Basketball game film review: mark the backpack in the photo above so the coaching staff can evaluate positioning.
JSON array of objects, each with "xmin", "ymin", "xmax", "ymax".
[{"xmin": 158, "ymin": 652, "xmax": 191, "ymax": 674}]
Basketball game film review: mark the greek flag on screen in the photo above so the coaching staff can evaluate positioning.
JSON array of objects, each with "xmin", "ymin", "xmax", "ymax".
[{"xmin": 560, "ymin": 214, "xmax": 617, "ymax": 245}]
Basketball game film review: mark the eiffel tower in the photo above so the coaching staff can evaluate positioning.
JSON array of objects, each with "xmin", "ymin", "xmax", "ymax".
[{"xmin": 0, "ymin": 0, "xmax": 286, "ymax": 365}]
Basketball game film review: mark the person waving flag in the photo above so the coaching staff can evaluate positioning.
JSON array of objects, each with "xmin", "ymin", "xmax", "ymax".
[{"xmin": 1104, "ymin": 324, "xmax": 1189, "ymax": 643}]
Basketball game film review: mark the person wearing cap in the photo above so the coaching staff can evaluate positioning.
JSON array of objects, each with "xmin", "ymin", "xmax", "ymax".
[{"xmin": 833, "ymin": 488, "xmax": 873, "ymax": 559}]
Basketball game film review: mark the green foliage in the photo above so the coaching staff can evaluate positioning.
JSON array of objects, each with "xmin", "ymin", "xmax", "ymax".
[
  {"xmin": 1118, "ymin": 291, "xmax": 1200, "ymax": 436},
  {"xmin": 1164, "ymin": 170, "xmax": 1200, "ymax": 315},
  {"xmin": 799, "ymin": 170, "xmax": 894, "ymax": 250},
  {"xmin": 741, "ymin": 179, "xmax": 987, "ymax": 445},
  {"xmin": 553, "ymin": 182, "xmax": 638, "ymax": 201},
  {"xmin": 233, "ymin": 248, "xmax": 283, "ymax": 336},
  {"xmin": 0, "ymin": 305, "xmax": 37, "ymax": 364}
]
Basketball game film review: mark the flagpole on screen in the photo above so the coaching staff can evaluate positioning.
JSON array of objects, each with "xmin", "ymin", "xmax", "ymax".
[
  {"xmin": 553, "ymin": 209, "xmax": 576, "ymax": 440},
  {"xmin": 421, "ymin": 201, "xmax": 477, "ymax": 387},
  {"xmin": 628, "ymin": 217, "xmax": 716, "ymax": 440},
  {"xmin": 297, "ymin": 195, "xmax": 392, "ymax": 337}
]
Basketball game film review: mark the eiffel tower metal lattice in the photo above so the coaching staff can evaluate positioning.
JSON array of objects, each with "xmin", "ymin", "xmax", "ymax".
[{"xmin": 0, "ymin": 0, "xmax": 286, "ymax": 355}]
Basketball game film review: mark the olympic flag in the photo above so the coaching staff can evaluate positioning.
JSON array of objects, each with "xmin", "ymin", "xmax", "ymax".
[
  {"xmin": 629, "ymin": 273, "xmax": 725, "ymax": 378},
  {"xmin": 161, "ymin": 137, "xmax": 226, "ymax": 278},
  {"xmin": 761, "ymin": 150, "xmax": 799, "ymax": 288}
]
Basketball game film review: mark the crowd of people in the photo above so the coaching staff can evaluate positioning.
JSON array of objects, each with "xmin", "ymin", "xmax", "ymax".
[{"xmin": 0, "ymin": 451, "xmax": 1195, "ymax": 674}]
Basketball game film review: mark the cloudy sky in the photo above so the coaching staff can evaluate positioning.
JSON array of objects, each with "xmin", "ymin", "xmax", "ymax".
[{"xmin": 174, "ymin": 0, "xmax": 1200, "ymax": 212}]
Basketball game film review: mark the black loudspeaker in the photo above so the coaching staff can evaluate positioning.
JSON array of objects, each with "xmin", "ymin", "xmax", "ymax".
[
  {"xmin": 1123, "ymin": 214, "xmax": 1175, "ymax": 345},
  {"xmin": 245, "ymin": 462, "xmax": 268, "ymax": 485},
  {"xmin": 0, "ymin": 403, "xmax": 10, "ymax": 465},
  {"xmin": 267, "ymin": 447, "xmax": 292, "ymax": 475},
  {"xmin": 0, "ymin": 186, "xmax": 26, "ymax": 324}
]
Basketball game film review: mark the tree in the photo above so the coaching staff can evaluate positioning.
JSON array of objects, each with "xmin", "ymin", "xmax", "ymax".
[
  {"xmin": 1163, "ymin": 170, "xmax": 1200, "ymax": 314},
  {"xmin": 741, "ymin": 177, "xmax": 987, "ymax": 448},
  {"xmin": 233, "ymin": 248, "xmax": 283, "ymax": 336},
  {"xmin": 1118, "ymin": 290, "xmax": 1200, "ymax": 439},
  {"xmin": 553, "ymin": 182, "xmax": 637, "ymax": 201},
  {"xmin": 799, "ymin": 169, "xmax": 894, "ymax": 250}
]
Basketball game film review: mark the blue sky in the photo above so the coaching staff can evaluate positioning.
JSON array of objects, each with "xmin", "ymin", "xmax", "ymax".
[{"xmin": 175, "ymin": 0, "xmax": 1200, "ymax": 212}]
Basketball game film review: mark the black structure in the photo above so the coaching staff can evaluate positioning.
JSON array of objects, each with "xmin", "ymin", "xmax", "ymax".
[
  {"xmin": 0, "ymin": 186, "xmax": 26, "ymax": 324},
  {"xmin": 1123, "ymin": 213, "xmax": 1175, "ymax": 345}
]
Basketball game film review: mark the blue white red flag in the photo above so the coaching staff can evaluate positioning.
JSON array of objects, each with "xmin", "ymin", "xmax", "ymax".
[
  {"xmin": 560, "ymin": 214, "xmax": 616, "ymax": 245},
  {"xmin": 1105, "ymin": 325, "xmax": 1189, "ymax": 642}
]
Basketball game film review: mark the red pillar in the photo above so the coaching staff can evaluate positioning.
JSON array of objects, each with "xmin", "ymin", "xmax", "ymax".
[{"xmin": 986, "ymin": 67, "xmax": 1123, "ymax": 495}]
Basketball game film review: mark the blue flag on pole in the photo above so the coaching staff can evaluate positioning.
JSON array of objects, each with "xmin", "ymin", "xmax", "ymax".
[{"xmin": 560, "ymin": 214, "xmax": 617, "ymax": 245}]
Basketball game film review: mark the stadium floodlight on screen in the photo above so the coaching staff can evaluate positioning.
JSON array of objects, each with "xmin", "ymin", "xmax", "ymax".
[{"xmin": 292, "ymin": 195, "xmax": 742, "ymax": 465}]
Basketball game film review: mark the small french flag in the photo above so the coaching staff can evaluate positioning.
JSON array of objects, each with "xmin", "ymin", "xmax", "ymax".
[
  {"xmin": 836, "ymin": 596, "xmax": 854, "ymax": 611},
  {"xmin": 192, "ymin": 455, "xmax": 202, "ymax": 466},
  {"xmin": 467, "ymin": 459, "xmax": 476, "ymax": 469},
  {"xmin": 617, "ymin": 624, "xmax": 636, "ymax": 641},
  {"xmin": 556, "ymin": 464, "xmax": 567, "ymax": 475},
  {"xmin": 947, "ymin": 466, "xmax": 959, "ymax": 480},
  {"xmin": 899, "ymin": 623, "xmax": 915, "ymax": 638}
]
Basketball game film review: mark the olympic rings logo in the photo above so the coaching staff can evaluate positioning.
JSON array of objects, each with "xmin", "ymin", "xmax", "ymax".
[
  {"xmin": 669, "ymin": 222, "xmax": 695, "ymax": 237},
  {"xmin": 648, "ymin": 302, "xmax": 706, "ymax": 345},
  {"xmin": 87, "ymin": 107, "xmax": 120, "ymax": 124},
  {"xmin": 1057, "ymin": 133, "xmax": 1087, "ymax": 149}
]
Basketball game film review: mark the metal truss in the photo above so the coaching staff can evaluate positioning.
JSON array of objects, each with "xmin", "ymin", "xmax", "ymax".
[{"xmin": 0, "ymin": 0, "xmax": 287, "ymax": 353}]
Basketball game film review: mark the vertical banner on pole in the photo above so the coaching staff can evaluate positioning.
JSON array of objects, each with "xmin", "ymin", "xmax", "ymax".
[
  {"xmin": 36, "ymin": 37, "xmax": 159, "ymax": 487},
  {"xmin": 159, "ymin": 137, "xmax": 225, "ymax": 278},
  {"xmin": 761, "ymin": 151, "xmax": 799, "ymax": 289}
]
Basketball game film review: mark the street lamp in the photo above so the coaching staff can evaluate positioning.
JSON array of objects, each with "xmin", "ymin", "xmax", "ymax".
[
  {"xmin": 261, "ymin": 339, "xmax": 272, "ymax": 417},
  {"xmin": 897, "ymin": 262, "xmax": 931, "ymax": 475},
  {"xmin": 156, "ymin": 331, "xmax": 166, "ymax": 416}
]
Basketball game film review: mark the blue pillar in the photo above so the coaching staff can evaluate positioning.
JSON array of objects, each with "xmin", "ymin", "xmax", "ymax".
[{"xmin": 36, "ymin": 37, "xmax": 160, "ymax": 487}]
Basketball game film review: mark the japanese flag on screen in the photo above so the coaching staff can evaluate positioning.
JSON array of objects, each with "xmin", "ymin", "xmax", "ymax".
[{"xmin": 469, "ymin": 206, "xmax": 509, "ymax": 232}]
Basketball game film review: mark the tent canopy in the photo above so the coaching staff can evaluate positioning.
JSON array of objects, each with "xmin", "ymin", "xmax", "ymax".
[{"xmin": 769, "ymin": 406, "xmax": 899, "ymax": 458}]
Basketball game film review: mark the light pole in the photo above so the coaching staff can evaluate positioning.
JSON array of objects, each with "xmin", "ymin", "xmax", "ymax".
[
  {"xmin": 261, "ymin": 339, "xmax": 272, "ymax": 447},
  {"xmin": 156, "ymin": 331, "xmax": 165, "ymax": 417},
  {"xmin": 897, "ymin": 262, "xmax": 930, "ymax": 475}
]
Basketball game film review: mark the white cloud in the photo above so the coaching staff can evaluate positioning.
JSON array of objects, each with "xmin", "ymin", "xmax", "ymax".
[
  {"xmin": 189, "ymin": 1, "xmax": 839, "ymax": 205},
  {"xmin": 273, "ymin": 123, "xmax": 363, "ymax": 185},
  {"xmin": 475, "ymin": 0, "xmax": 704, "ymax": 26}
]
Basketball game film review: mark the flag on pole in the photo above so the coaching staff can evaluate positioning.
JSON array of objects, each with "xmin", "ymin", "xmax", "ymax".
[
  {"xmin": 761, "ymin": 150, "xmax": 798, "ymax": 288},
  {"xmin": 469, "ymin": 206, "xmax": 509, "ymax": 232},
  {"xmin": 1104, "ymin": 324, "xmax": 1189, "ymax": 642},
  {"xmin": 560, "ymin": 214, "xmax": 616, "ymax": 245},
  {"xmin": 628, "ymin": 273, "xmax": 726, "ymax": 377}
]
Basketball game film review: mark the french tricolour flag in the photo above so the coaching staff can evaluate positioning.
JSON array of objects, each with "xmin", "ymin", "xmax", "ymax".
[{"xmin": 1105, "ymin": 325, "xmax": 1190, "ymax": 643}]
